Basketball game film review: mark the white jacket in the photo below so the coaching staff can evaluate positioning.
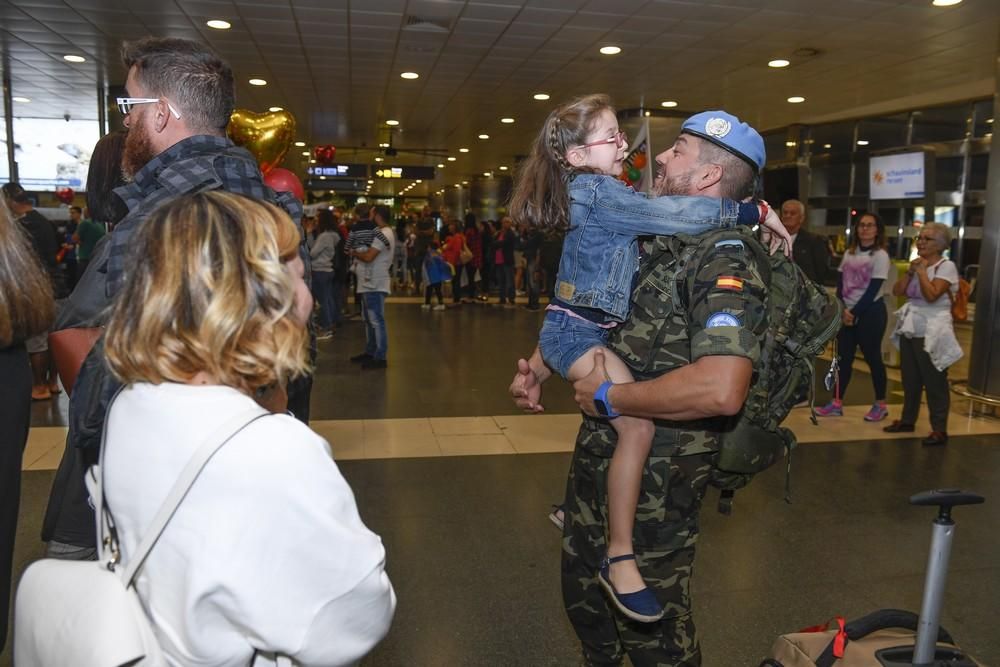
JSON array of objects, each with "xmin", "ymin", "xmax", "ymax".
[
  {"xmin": 104, "ymin": 383, "xmax": 396, "ymax": 667},
  {"xmin": 892, "ymin": 301, "xmax": 963, "ymax": 371}
]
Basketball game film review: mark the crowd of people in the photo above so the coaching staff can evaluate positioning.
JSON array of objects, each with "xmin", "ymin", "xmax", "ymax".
[{"xmin": 0, "ymin": 32, "xmax": 974, "ymax": 667}]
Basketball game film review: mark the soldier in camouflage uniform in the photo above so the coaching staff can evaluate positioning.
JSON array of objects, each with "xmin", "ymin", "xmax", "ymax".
[{"xmin": 512, "ymin": 110, "xmax": 774, "ymax": 665}]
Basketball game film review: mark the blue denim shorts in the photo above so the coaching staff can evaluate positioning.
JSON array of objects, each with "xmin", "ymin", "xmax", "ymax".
[{"xmin": 538, "ymin": 309, "xmax": 610, "ymax": 380}]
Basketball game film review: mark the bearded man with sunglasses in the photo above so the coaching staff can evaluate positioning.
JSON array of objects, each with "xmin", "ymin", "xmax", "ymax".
[{"xmin": 43, "ymin": 36, "xmax": 311, "ymax": 561}]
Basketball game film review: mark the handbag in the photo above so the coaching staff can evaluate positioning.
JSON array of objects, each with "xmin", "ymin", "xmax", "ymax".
[
  {"xmin": 15, "ymin": 393, "xmax": 271, "ymax": 667},
  {"xmin": 459, "ymin": 241, "xmax": 474, "ymax": 265},
  {"xmin": 48, "ymin": 326, "xmax": 103, "ymax": 395}
]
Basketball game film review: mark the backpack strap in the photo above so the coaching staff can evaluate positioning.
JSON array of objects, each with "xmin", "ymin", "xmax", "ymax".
[{"xmin": 93, "ymin": 389, "xmax": 269, "ymax": 586}]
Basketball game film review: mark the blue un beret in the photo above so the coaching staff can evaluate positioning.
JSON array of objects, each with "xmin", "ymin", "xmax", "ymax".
[{"xmin": 681, "ymin": 110, "xmax": 766, "ymax": 173}]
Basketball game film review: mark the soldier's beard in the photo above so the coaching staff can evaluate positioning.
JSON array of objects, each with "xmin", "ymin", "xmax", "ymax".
[
  {"xmin": 122, "ymin": 122, "xmax": 156, "ymax": 181},
  {"xmin": 654, "ymin": 168, "xmax": 696, "ymax": 197}
]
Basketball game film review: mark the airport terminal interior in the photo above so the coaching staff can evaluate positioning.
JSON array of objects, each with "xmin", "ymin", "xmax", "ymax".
[{"xmin": 4, "ymin": 0, "xmax": 1000, "ymax": 665}]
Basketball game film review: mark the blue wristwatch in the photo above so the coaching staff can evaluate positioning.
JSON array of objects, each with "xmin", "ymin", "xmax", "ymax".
[{"xmin": 593, "ymin": 380, "xmax": 620, "ymax": 419}]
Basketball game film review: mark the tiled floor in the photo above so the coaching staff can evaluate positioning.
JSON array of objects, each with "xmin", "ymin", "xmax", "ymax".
[{"xmin": 7, "ymin": 303, "xmax": 999, "ymax": 666}]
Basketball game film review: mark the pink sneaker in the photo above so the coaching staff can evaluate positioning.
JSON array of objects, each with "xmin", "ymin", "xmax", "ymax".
[
  {"xmin": 815, "ymin": 400, "xmax": 843, "ymax": 417},
  {"xmin": 864, "ymin": 403, "xmax": 889, "ymax": 422}
]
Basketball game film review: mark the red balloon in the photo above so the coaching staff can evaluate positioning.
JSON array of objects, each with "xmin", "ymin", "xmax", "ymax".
[
  {"xmin": 55, "ymin": 187, "xmax": 74, "ymax": 205},
  {"xmin": 313, "ymin": 144, "xmax": 336, "ymax": 165},
  {"xmin": 264, "ymin": 167, "xmax": 304, "ymax": 201}
]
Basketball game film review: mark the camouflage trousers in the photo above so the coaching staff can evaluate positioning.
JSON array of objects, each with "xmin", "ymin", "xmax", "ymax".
[{"xmin": 561, "ymin": 444, "xmax": 718, "ymax": 667}]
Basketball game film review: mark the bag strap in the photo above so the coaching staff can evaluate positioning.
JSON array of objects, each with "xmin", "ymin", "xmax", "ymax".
[{"xmin": 95, "ymin": 388, "xmax": 269, "ymax": 586}]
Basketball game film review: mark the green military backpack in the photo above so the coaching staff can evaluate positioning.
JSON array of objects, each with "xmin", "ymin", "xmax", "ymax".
[{"xmin": 679, "ymin": 228, "xmax": 843, "ymax": 511}]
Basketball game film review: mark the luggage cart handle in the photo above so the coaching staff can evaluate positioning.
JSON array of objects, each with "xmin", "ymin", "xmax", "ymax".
[{"xmin": 910, "ymin": 489, "xmax": 984, "ymax": 520}]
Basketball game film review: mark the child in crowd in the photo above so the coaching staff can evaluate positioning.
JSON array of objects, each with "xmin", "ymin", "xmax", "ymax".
[
  {"xmin": 509, "ymin": 94, "xmax": 782, "ymax": 623},
  {"xmin": 422, "ymin": 242, "xmax": 450, "ymax": 311}
]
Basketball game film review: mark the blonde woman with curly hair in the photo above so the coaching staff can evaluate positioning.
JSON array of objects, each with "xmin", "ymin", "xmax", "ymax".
[
  {"xmin": 0, "ymin": 201, "xmax": 55, "ymax": 653},
  {"xmin": 100, "ymin": 192, "xmax": 395, "ymax": 665}
]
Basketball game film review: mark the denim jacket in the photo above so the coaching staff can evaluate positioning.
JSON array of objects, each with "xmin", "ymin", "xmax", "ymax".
[{"xmin": 556, "ymin": 173, "xmax": 752, "ymax": 321}]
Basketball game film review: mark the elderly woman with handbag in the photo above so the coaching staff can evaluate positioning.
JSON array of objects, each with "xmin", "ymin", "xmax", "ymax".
[
  {"xmin": 73, "ymin": 192, "xmax": 394, "ymax": 665},
  {"xmin": 884, "ymin": 222, "xmax": 962, "ymax": 446}
]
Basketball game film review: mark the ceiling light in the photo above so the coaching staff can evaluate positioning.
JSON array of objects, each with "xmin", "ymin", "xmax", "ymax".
[
  {"xmin": 386, "ymin": 119, "xmax": 399, "ymax": 126},
  {"xmin": 63, "ymin": 55, "xmax": 86, "ymax": 63},
  {"xmin": 785, "ymin": 141, "xmax": 797, "ymax": 147},
  {"xmin": 207, "ymin": 19, "xmax": 231, "ymax": 29},
  {"xmin": 483, "ymin": 172, "xmax": 491, "ymax": 177},
  {"xmin": 478, "ymin": 134, "xmax": 489, "ymax": 140},
  {"xmin": 375, "ymin": 157, "xmax": 383, "ymax": 162},
  {"xmin": 768, "ymin": 59, "xmax": 790, "ymax": 68},
  {"xmin": 857, "ymin": 140, "xmax": 870, "ymax": 146},
  {"xmin": 931, "ymin": 0, "xmax": 962, "ymax": 5},
  {"xmin": 459, "ymin": 148, "xmax": 469, "ymax": 153},
  {"xmin": 455, "ymin": 184, "xmax": 461, "ymax": 188},
  {"xmin": 249, "ymin": 78, "xmax": 267, "ymax": 86},
  {"xmin": 379, "ymin": 143, "xmax": 390, "ymax": 148},
  {"xmin": 533, "ymin": 93, "xmax": 550, "ymax": 101},
  {"xmin": 462, "ymin": 181, "xmax": 468, "ymax": 185},
  {"xmin": 368, "ymin": 180, "xmax": 374, "ymax": 184},
  {"xmin": 644, "ymin": 111, "xmax": 650, "ymax": 117},
  {"xmin": 416, "ymin": 180, "xmax": 422, "ymax": 183},
  {"xmin": 301, "ymin": 151, "xmax": 309, "ymax": 156},
  {"xmin": 987, "ymin": 118, "xmax": 994, "ymax": 124},
  {"xmin": 787, "ymin": 96, "xmax": 805, "ymax": 104},
  {"xmin": 499, "ymin": 166, "xmax": 508, "ymax": 171},
  {"xmin": 501, "ymin": 117, "xmax": 515, "ymax": 124},
  {"xmin": 437, "ymin": 163, "xmax": 445, "ymax": 168},
  {"xmin": 269, "ymin": 106, "xmax": 283, "ymax": 112},
  {"xmin": 447, "ymin": 156, "xmax": 457, "ymax": 161},
  {"xmin": 12, "ymin": 97, "xmax": 30, "ymax": 103},
  {"xmin": 309, "ymin": 159, "xmax": 316, "ymax": 164},
  {"xmin": 400, "ymin": 72, "xmax": 419, "ymax": 79},
  {"xmin": 599, "ymin": 46, "xmax": 622, "ymax": 55},
  {"xmin": 294, "ymin": 141, "xmax": 306, "ymax": 147},
  {"xmin": 661, "ymin": 100, "xmax": 677, "ymax": 108},
  {"xmin": 824, "ymin": 143, "xmax": 832, "ymax": 149}
]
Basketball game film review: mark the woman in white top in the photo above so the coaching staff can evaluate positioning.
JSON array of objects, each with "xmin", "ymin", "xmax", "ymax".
[
  {"xmin": 816, "ymin": 212, "xmax": 892, "ymax": 422},
  {"xmin": 102, "ymin": 192, "xmax": 395, "ymax": 666},
  {"xmin": 884, "ymin": 221, "xmax": 961, "ymax": 446}
]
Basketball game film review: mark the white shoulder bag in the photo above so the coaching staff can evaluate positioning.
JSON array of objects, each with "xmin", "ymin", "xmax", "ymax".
[{"xmin": 15, "ymin": 395, "xmax": 271, "ymax": 667}]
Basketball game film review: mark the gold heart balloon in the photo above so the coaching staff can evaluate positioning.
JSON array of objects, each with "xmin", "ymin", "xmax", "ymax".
[{"xmin": 227, "ymin": 108, "xmax": 296, "ymax": 174}]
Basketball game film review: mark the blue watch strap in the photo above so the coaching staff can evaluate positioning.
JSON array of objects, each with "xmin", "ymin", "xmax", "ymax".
[{"xmin": 594, "ymin": 380, "xmax": 620, "ymax": 419}]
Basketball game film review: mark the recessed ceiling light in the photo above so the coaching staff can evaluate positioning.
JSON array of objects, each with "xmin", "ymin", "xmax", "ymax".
[
  {"xmin": 309, "ymin": 159, "xmax": 316, "ymax": 163},
  {"xmin": 768, "ymin": 59, "xmax": 790, "ymax": 68},
  {"xmin": 462, "ymin": 181, "xmax": 468, "ymax": 185},
  {"xmin": 12, "ymin": 96, "xmax": 29, "ymax": 103},
  {"xmin": 400, "ymin": 72, "xmax": 419, "ymax": 79},
  {"xmin": 207, "ymin": 19, "xmax": 231, "ymax": 29},
  {"xmin": 661, "ymin": 100, "xmax": 678, "ymax": 108},
  {"xmin": 501, "ymin": 117, "xmax": 515, "ymax": 124},
  {"xmin": 787, "ymin": 96, "xmax": 805, "ymax": 104},
  {"xmin": 599, "ymin": 46, "xmax": 622, "ymax": 55},
  {"xmin": 483, "ymin": 172, "xmax": 492, "ymax": 177},
  {"xmin": 478, "ymin": 134, "xmax": 489, "ymax": 140},
  {"xmin": 931, "ymin": 0, "xmax": 962, "ymax": 5},
  {"xmin": 368, "ymin": 180, "xmax": 374, "ymax": 184},
  {"xmin": 386, "ymin": 119, "xmax": 399, "ymax": 126},
  {"xmin": 269, "ymin": 106, "xmax": 283, "ymax": 112},
  {"xmin": 785, "ymin": 141, "xmax": 797, "ymax": 147},
  {"xmin": 447, "ymin": 156, "xmax": 457, "ymax": 161},
  {"xmin": 987, "ymin": 118, "xmax": 994, "ymax": 124},
  {"xmin": 437, "ymin": 163, "xmax": 445, "ymax": 168},
  {"xmin": 249, "ymin": 78, "xmax": 267, "ymax": 86},
  {"xmin": 459, "ymin": 148, "xmax": 469, "ymax": 153},
  {"xmin": 824, "ymin": 143, "xmax": 832, "ymax": 149},
  {"xmin": 301, "ymin": 151, "xmax": 309, "ymax": 156},
  {"xmin": 533, "ymin": 93, "xmax": 550, "ymax": 101},
  {"xmin": 294, "ymin": 141, "xmax": 306, "ymax": 147},
  {"xmin": 375, "ymin": 157, "xmax": 383, "ymax": 162},
  {"xmin": 455, "ymin": 184, "xmax": 461, "ymax": 188},
  {"xmin": 63, "ymin": 55, "xmax": 86, "ymax": 63},
  {"xmin": 499, "ymin": 166, "xmax": 508, "ymax": 171},
  {"xmin": 379, "ymin": 143, "xmax": 390, "ymax": 148},
  {"xmin": 857, "ymin": 140, "xmax": 870, "ymax": 146}
]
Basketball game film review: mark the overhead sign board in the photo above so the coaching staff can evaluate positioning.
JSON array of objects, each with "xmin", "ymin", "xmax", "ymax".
[
  {"xmin": 372, "ymin": 165, "xmax": 436, "ymax": 180},
  {"xmin": 869, "ymin": 152, "xmax": 925, "ymax": 200},
  {"xmin": 307, "ymin": 164, "xmax": 368, "ymax": 178}
]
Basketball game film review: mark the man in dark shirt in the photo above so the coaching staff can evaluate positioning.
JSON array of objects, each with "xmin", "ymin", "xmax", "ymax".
[{"xmin": 782, "ymin": 199, "xmax": 832, "ymax": 284}]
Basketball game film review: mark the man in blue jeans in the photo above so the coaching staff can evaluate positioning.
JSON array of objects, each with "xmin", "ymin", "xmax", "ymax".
[{"xmin": 350, "ymin": 204, "xmax": 395, "ymax": 369}]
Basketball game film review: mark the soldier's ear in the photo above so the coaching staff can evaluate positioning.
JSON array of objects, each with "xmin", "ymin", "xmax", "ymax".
[{"xmin": 697, "ymin": 163, "xmax": 723, "ymax": 192}]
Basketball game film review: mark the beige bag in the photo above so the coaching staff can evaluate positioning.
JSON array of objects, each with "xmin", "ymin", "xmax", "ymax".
[{"xmin": 761, "ymin": 611, "xmax": 982, "ymax": 667}]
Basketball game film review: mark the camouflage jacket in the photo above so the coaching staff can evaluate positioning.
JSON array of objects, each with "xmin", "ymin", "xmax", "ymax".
[{"xmin": 577, "ymin": 226, "xmax": 770, "ymax": 459}]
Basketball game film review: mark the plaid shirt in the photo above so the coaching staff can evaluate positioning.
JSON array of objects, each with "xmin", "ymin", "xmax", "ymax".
[{"xmin": 107, "ymin": 134, "xmax": 304, "ymax": 298}]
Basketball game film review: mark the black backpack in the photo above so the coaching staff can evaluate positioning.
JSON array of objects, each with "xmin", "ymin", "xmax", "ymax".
[{"xmin": 678, "ymin": 229, "xmax": 843, "ymax": 511}]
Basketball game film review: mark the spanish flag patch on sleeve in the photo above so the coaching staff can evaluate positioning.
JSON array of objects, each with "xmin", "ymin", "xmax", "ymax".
[{"xmin": 716, "ymin": 276, "xmax": 744, "ymax": 291}]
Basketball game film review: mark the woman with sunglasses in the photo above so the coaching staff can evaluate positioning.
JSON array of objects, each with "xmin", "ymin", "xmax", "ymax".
[
  {"xmin": 507, "ymin": 94, "xmax": 785, "ymax": 624},
  {"xmin": 884, "ymin": 222, "xmax": 962, "ymax": 446},
  {"xmin": 816, "ymin": 211, "xmax": 892, "ymax": 422}
]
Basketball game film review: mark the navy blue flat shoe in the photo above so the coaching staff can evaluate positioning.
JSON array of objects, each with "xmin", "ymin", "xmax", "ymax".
[{"xmin": 598, "ymin": 554, "xmax": 664, "ymax": 623}]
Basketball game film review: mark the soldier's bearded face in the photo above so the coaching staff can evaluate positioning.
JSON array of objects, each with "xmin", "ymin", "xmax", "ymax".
[{"xmin": 653, "ymin": 134, "xmax": 702, "ymax": 197}]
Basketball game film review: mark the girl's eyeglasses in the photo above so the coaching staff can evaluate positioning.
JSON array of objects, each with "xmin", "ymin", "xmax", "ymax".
[{"xmin": 574, "ymin": 130, "xmax": 627, "ymax": 151}]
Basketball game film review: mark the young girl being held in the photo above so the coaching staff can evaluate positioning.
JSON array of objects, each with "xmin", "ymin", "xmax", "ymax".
[{"xmin": 509, "ymin": 94, "xmax": 782, "ymax": 623}]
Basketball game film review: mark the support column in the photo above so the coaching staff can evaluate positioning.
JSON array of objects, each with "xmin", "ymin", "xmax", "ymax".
[
  {"xmin": 968, "ymin": 28, "xmax": 1000, "ymax": 397},
  {"xmin": 3, "ymin": 71, "xmax": 16, "ymax": 182}
]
